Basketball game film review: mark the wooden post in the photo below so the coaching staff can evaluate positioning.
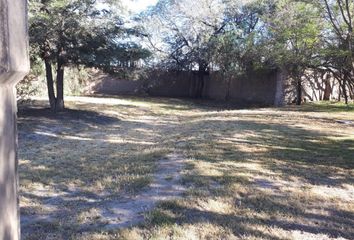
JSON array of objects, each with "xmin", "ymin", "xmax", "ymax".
[{"xmin": 0, "ymin": 0, "xmax": 29, "ymax": 239}]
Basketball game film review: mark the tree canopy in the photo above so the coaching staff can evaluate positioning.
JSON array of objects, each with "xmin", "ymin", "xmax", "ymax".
[
  {"xmin": 138, "ymin": 0, "xmax": 353, "ymax": 103},
  {"xmin": 29, "ymin": 0, "xmax": 150, "ymax": 111},
  {"xmin": 28, "ymin": 0, "xmax": 354, "ymax": 106}
]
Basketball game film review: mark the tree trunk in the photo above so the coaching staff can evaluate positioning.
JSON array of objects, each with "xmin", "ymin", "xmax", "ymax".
[
  {"xmin": 296, "ymin": 77, "xmax": 302, "ymax": 105},
  {"xmin": 195, "ymin": 65, "xmax": 206, "ymax": 98},
  {"xmin": 225, "ymin": 75, "xmax": 232, "ymax": 101},
  {"xmin": 44, "ymin": 58, "xmax": 56, "ymax": 111},
  {"xmin": 338, "ymin": 81, "xmax": 341, "ymax": 101},
  {"xmin": 55, "ymin": 59, "xmax": 65, "ymax": 111},
  {"xmin": 348, "ymin": 81, "xmax": 354, "ymax": 100},
  {"xmin": 323, "ymin": 74, "xmax": 332, "ymax": 101},
  {"xmin": 342, "ymin": 76, "xmax": 349, "ymax": 105}
]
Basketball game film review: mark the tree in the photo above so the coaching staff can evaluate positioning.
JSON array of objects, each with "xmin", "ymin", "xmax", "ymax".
[
  {"xmin": 29, "ymin": 0, "xmax": 149, "ymax": 111},
  {"xmin": 141, "ymin": 0, "xmax": 278, "ymax": 98},
  {"xmin": 212, "ymin": 0, "xmax": 275, "ymax": 100},
  {"xmin": 264, "ymin": 0, "xmax": 323, "ymax": 105},
  {"xmin": 16, "ymin": 55, "xmax": 44, "ymax": 103},
  {"xmin": 317, "ymin": 0, "xmax": 354, "ymax": 104},
  {"xmin": 140, "ymin": 0, "xmax": 226, "ymax": 97},
  {"xmin": 139, "ymin": 0, "xmax": 349, "ymax": 104}
]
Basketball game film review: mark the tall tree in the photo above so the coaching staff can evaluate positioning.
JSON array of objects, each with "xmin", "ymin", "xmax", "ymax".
[
  {"xmin": 318, "ymin": 0, "xmax": 354, "ymax": 104},
  {"xmin": 212, "ymin": 0, "xmax": 275, "ymax": 99},
  {"xmin": 141, "ymin": 0, "xmax": 277, "ymax": 98},
  {"xmin": 140, "ymin": 0, "xmax": 227, "ymax": 97},
  {"xmin": 265, "ymin": 0, "xmax": 323, "ymax": 105},
  {"xmin": 139, "ymin": 0, "xmax": 350, "ymax": 104},
  {"xmin": 29, "ymin": 0, "xmax": 149, "ymax": 111}
]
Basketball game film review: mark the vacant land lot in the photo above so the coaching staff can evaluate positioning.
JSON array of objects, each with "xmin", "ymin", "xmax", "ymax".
[{"xmin": 18, "ymin": 96, "xmax": 354, "ymax": 240}]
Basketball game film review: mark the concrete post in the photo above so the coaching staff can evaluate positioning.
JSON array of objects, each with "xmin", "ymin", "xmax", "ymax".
[
  {"xmin": 0, "ymin": 0, "xmax": 29, "ymax": 239},
  {"xmin": 274, "ymin": 68, "xmax": 287, "ymax": 107}
]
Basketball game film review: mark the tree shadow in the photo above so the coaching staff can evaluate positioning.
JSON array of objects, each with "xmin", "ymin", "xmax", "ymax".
[
  {"xmin": 17, "ymin": 99, "xmax": 180, "ymax": 239},
  {"xmin": 18, "ymin": 108, "xmax": 119, "ymax": 125},
  {"xmin": 17, "ymin": 97, "xmax": 354, "ymax": 239},
  {"xmin": 170, "ymin": 115, "xmax": 353, "ymax": 239},
  {"xmin": 89, "ymin": 94, "xmax": 271, "ymax": 112},
  {"xmin": 148, "ymin": 191, "xmax": 354, "ymax": 240}
]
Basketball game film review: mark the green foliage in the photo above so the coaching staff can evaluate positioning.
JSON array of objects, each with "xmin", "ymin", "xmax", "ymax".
[
  {"xmin": 26, "ymin": 0, "xmax": 354, "ymax": 104},
  {"xmin": 29, "ymin": 0, "xmax": 149, "ymax": 71},
  {"xmin": 141, "ymin": 0, "xmax": 324, "ymax": 75},
  {"xmin": 140, "ymin": 0, "xmax": 226, "ymax": 71},
  {"xmin": 212, "ymin": 0, "xmax": 275, "ymax": 76},
  {"xmin": 28, "ymin": 0, "xmax": 151, "ymax": 110},
  {"xmin": 265, "ymin": 0, "xmax": 323, "ymax": 72},
  {"xmin": 17, "ymin": 55, "xmax": 45, "ymax": 102},
  {"xmin": 63, "ymin": 67, "xmax": 94, "ymax": 96}
]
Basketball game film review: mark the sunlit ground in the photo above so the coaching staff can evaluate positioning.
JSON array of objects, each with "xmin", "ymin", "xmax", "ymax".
[{"xmin": 18, "ymin": 96, "xmax": 354, "ymax": 240}]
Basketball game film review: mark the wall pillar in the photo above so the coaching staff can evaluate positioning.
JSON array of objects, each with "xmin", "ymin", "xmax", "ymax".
[
  {"xmin": 274, "ymin": 68, "xmax": 287, "ymax": 107},
  {"xmin": 0, "ymin": 0, "xmax": 29, "ymax": 239}
]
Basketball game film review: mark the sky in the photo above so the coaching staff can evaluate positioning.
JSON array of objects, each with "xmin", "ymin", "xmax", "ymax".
[{"xmin": 121, "ymin": 0, "xmax": 159, "ymax": 14}]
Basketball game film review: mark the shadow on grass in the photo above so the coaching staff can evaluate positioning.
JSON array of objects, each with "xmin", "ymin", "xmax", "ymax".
[
  {"xmin": 18, "ymin": 107, "xmax": 119, "ymax": 125},
  {"xmin": 20, "ymin": 190, "xmax": 119, "ymax": 239},
  {"xmin": 90, "ymin": 94, "xmax": 271, "ymax": 112},
  {"xmin": 172, "ymin": 116, "xmax": 353, "ymax": 239},
  {"xmin": 17, "ymin": 100, "xmax": 177, "ymax": 239},
  {"xmin": 17, "ymin": 96, "xmax": 354, "ymax": 239},
  {"xmin": 18, "ymin": 103, "xmax": 168, "ymax": 189},
  {"xmin": 185, "ymin": 117, "xmax": 353, "ymax": 170},
  {"xmin": 149, "ymin": 198, "xmax": 354, "ymax": 240}
]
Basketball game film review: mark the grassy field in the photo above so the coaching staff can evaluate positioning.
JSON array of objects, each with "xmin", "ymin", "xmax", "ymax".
[{"xmin": 18, "ymin": 96, "xmax": 354, "ymax": 240}]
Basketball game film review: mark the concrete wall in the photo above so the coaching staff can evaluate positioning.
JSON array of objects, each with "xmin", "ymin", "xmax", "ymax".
[
  {"xmin": 204, "ymin": 70, "xmax": 278, "ymax": 105},
  {"xmin": 281, "ymin": 70, "xmax": 353, "ymax": 104},
  {"xmin": 89, "ymin": 70, "xmax": 195, "ymax": 98},
  {"xmin": 301, "ymin": 72, "xmax": 345, "ymax": 102},
  {"xmin": 0, "ymin": 0, "xmax": 29, "ymax": 240},
  {"xmin": 0, "ymin": 87, "xmax": 20, "ymax": 240},
  {"xmin": 146, "ymin": 70, "xmax": 194, "ymax": 98},
  {"xmin": 91, "ymin": 69, "xmax": 280, "ymax": 106},
  {"xmin": 91, "ymin": 68, "xmax": 353, "ymax": 105},
  {"xmin": 91, "ymin": 75, "xmax": 142, "ymax": 95}
]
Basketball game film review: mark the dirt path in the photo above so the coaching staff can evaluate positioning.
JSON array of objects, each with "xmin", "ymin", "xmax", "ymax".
[
  {"xmin": 101, "ymin": 153, "xmax": 186, "ymax": 229},
  {"xmin": 21, "ymin": 153, "xmax": 186, "ymax": 234}
]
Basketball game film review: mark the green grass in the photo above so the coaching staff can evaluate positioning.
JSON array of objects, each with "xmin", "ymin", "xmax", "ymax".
[
  {"xmin": 294, "ymin": 101, "xmax": 354, "ymax": 112},
  {"xmin": 18, "ymin": 96, "xmax": 354, "ymax": 240}
]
